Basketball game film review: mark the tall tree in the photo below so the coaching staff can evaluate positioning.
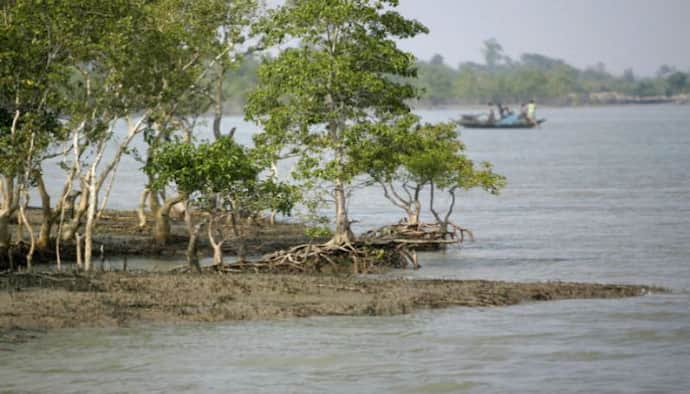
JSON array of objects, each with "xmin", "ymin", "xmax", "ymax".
[
  {"xmin": 136, "ymin": 0, "xmax": 262, "ymax": 246},
  {"xmin": 0, "ymin": 1, "xmax": 69, "ymax": 267},
  {"xmin": 481, "ymin": 38, "xmax": 505, "ymax": 70},
  {"xmin": 246, "ymin": 0, "xmax": 428, "ymax": 244}
]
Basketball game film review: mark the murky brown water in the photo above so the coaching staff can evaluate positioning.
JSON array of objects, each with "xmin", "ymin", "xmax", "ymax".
[{"xmin": 4, "ymin": 105, "xmax": 690, "ymax": 393}]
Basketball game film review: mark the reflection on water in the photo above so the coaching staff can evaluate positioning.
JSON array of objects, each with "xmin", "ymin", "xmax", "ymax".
[{"xmin": 5, "ymin": 105, "xmax": 690, "ymax": 393}]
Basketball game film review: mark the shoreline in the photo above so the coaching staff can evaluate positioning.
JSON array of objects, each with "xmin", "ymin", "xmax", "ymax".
[
  {"xmin": 0, "ymin": 271, "xmax": 664, "ymax": 342},
  {"xmin": 408, "ymin": 101, "xmax": 690, "ymax": 113},
  {"xmin": 217, "ymin": 100, "xmax": 689, "ymax": 117}
]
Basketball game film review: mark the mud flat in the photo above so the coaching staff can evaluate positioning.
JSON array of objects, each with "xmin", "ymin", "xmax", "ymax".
[
  {"xmin": 1, "ymin": 209, "xmax": 319, "ymax": 270},
  {"xmin": 0, "ymin": 271, "xmax": 664, "ymax": 342}
]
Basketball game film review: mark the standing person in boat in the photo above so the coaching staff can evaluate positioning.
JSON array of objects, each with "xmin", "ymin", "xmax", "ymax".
[
  {"xmin": 519, "ymin": 103, "xmax": 528, "ymax": 120},
  {"xmin": 487, "ymin": 102, "xmax": 496, "ymax": 124},
  {"xmin": 527, "ymin": 99, "xmax": 537, "ymax": 125},
  {"xmin": 497, "ymin": 103, "xmax": 507, "ymax": 118}
]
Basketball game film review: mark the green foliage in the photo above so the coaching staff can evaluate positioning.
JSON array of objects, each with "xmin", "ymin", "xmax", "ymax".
[
  {"xmin": 402, "ymin": 122, "xmax": 464, "ymax": 185},
  {"xmin": 114, "ymin": 37, "xmax": 689, "ymax": 109},
  {"xmin": 245, "ymin": 0, "xmax": 428, "ymax": 237},
  {"xmin": 415, "ymin": 59, "xmax": 457, "ymax": 106},
  {"xmin": 352, "ymin": 118, "xmax": 467, "ymax": 187},
  {"xmin": 400, "ymin": 122, "xmax": 506, "ymax": 195},
  {"xmin": 146, "ymin": 137, "xmax": 298, "ymax": 217},
  {"xmin": 0, "ymin": 1, "xmax": 70, "ymax": 179},
  {"xmin": 415, "ymin": 43, "xmax": 690, "ymax": 105},
  {"xmin": 305, "ymin": 226, "xmax": 333, "ymax": 239},
  {"xmin": 665, "ymin": 72, "xmax": 689, "ymax": 96},
  {"xmin": 351, "ymin": 112, "xmax": 506, "ymax": 221},
  {"xmin": 148, "ymin": 137, "xmax": 256, "ymax": 194}
]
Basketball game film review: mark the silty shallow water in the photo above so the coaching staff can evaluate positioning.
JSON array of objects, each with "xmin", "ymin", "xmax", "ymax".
[{"xmin": 4, "ymin": 105, "xmax": 690, "ymax": 393}]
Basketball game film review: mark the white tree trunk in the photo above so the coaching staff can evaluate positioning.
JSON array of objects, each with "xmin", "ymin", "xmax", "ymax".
[
  {"xmin": 208, "ymin": 220, "xmax": 224, "ymax": 266},
  {"xmin": 331, "ymin": 178, "xmax": 354, "ymax": 245},
  {"xmin": 136, "ymin": 188, "xmax": 150, "ymax": 228},
  {"xmin": 17, "ymin": 196, "xmax": 35, "ymax": 272},
  {"xmin": 83, "ymin": 167, "xmax": 98, "ymax": 271}
]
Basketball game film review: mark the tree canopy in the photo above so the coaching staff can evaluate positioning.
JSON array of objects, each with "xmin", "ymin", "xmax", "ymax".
[{"xmin": 246, "ymin": 0, "xmax": 428, "ymax": 244}]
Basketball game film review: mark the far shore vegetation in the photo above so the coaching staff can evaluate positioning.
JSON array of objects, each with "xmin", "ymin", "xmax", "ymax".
[{"xmin": 224, "ymin": 38, "xmax": 690, "ymax": 112}]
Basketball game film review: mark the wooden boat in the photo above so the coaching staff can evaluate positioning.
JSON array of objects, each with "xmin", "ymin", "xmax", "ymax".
[{"xmin": 457, "ymin": 114, "xmax": 546, "ymax": 129}]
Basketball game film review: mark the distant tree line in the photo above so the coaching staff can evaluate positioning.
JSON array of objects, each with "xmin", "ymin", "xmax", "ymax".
[
  {"xmin": 220, "ymin": 38, "xmax": 690, "ymax": 111},
  {"xmin": 415, "ymin": 38, "xmax": 690, "ymax": 106}
]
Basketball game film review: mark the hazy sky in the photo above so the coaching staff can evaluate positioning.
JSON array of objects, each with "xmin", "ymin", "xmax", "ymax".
[{"xmin": 395, "ymin": 0, "xmax": 690, "ymax": 76}]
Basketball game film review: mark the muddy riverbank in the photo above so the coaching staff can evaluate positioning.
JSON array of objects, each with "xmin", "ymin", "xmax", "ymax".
[
  {"xmin": 1, "ymin": 209, "xmax": 321, "ymax": 270},
  {"xmin": 0, "ymin": 271, "xmax": 663, "ymax": 342}
]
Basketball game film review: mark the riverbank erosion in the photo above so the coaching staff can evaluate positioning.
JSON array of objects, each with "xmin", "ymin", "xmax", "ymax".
[{"xmin": 0, "ymin": 272, "xmax": 663, "ymax": 341}]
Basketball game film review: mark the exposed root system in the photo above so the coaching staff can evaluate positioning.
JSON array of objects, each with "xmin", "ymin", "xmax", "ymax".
[
  {"xmin": 360, "ymin": 222, "xmax": 474, "ymax": 245},
  {"xmin": 190, "ymin": 223, "xmax": 474, "ymax": 275}
]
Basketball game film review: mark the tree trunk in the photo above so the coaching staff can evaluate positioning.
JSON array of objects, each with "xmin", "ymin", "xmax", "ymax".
[
  {"xmin": 211, "ymin": 243, "xmax": 223, "ymax": 266},
  {"xmin": 331, "ymin": 178, "xmax": 354, "ymax": 245},
  {"xmin": 381, "ymin": 181, "xmax": 422, "ymax": 227},
  {"xmin": 185, "ymin": 207, "xmax": 202, "ymax": 274},
  {"xmin": 18, "ymin": 202, "xmax": 35, "ymax": 272},
  {"xmin": 212, "ymin": 70, "xmax": 224, "ymax": 140},
  {"xmin": 61, "ymin": 190, "xmax": 88, "ymax": 242},
  {"xmin": 36, "ymin": 171, "xmax": 53, "ymax": 251},
  {"xmin": 207, "ymin": 217, "xmax": 224, "ymax": 266},
  {"xmin": 153, "ymin": 194, "xmax": 185, "ymax": 245},
  {"xmin": 83, "ymin": 171, "xmax": 98, "ymax": 271},
  {"xmin": 410, "ymin": 186, "xmax": 422, "ymax": 226},
  {"xmin": 429, "ymin": 183, "xmax": 456, "ymax": 237},
  {"xmin": 0, "ymin": 213, "xmax": 11, "ymax": 263},
  {"xmin": 406, "ymin": 201, "xmax": 421, "ymax": 226},
  {"xmin": 153, "ymin": 207, "xmax": 172, "ymax": 246},
  {"xmin": 148, "ymin": 187, "xmax": 161, "ymax": 215},
  {"xmin": 136, "ymin": 188, "xmax": 150, "ymax": 228},
  {"xmin": 186, "ymin": 228, "xmax": 201, "ymax": 273},
  {"xmin": 75, "ymin": 232, "xmax": 83, "ymax": 270}
]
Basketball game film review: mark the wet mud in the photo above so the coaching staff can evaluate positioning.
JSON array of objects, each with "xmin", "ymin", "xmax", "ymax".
[{"xmin": 0, "ymin": 271, "xmax": 663, "ymax": 341}]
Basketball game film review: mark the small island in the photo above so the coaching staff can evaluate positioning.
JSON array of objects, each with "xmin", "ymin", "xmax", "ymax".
[{"xmin": 0, "ymin": 1, "xmax": 665, "ymax": 341}]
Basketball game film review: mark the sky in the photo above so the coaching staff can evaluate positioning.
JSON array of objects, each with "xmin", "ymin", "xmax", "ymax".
[{"xmin": 394, "ymin": 0, "xmax": 690, "ymax": 76}]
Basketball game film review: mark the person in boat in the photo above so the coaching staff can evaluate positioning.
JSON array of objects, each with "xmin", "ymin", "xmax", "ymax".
[
  {"xmin": 519, "ymin": 103, "xmax": 527, "ymax": 119},
  {"xmin": 497, "ymin": 103, "xmax": 507, "ymax": 118},
  {"xmin": 527, "ymin": 99, "xmax": 537, "ymax": 125},
  {"xmin": 487, "ymin": 102, "xmax": 496, "ymax": 124}
]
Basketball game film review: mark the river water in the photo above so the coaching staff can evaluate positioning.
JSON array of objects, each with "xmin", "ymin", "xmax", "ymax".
[{"xmin": 3, "ymin": 105, "xmax": 690, "ymax": 393}]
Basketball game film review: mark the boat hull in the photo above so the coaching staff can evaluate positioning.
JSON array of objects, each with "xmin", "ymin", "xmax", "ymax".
[{"xmin": 458, "ymin": 119, "xmax": 546, "ymax": 129}]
